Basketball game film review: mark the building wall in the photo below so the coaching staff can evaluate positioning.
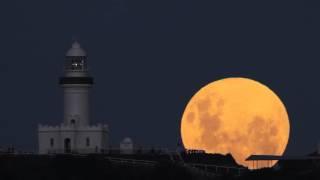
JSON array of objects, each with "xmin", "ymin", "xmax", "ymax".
[
  {"xmin": 38, "ymin": 124, "xmax": 108, "ymax": 154},
  {"xmin": 76, "ymin": 130, "xmax": 108, "ymax": 153},
  {"xmin": 38, "ymin": 130, "xmax": 61, "ymax": 154}
]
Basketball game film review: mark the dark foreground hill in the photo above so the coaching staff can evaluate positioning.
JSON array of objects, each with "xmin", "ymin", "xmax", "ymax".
[
  {"xmin": 1, "ymin": 153, "xmax": 320, "ymax": 180},
  {"xmin": 0, "ymin": 154, "xmax": 197, "ymax": 180}
]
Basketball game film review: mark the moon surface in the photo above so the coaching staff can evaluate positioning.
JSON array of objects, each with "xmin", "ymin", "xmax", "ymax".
[{"xmin": 180, "ymin": 77, "xmax": 290, "ymax": 169}]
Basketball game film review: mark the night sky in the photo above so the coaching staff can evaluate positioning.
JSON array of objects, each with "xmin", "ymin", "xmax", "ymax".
[{"xmin": 0, "ymin": 0, "xmax": 319, "ymax": 156}]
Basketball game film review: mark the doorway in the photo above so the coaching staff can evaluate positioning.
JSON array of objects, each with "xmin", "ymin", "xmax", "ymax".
[{"xmin": 64, "ymin": 138, "xmax": 71, "ymax": 153}]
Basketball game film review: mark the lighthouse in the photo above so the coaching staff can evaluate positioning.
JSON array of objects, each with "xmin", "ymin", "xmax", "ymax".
[
  {"xmin": 38, "ymin": 42, "xmax": 109, "ymax": 154},
  {"xmin": 60, "ymin": 41, "xmax": 92, "ymax": 126}
]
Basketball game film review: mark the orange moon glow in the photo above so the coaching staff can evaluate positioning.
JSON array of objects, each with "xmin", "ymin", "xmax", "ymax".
[{"xmin": 181, "ymin": 77, "xmax": 290, "ymax": 169}]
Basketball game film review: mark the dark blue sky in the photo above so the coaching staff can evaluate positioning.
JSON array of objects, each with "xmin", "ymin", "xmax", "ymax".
[{"xmin": 0, "ymin": 0, "xmax": 319, "ymax": 155}]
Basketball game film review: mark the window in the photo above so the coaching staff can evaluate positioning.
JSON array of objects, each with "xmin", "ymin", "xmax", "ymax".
[
  {"xmin": 86, "ymin": 137, "xmax": 90, "ymax": 147},
  {"xmin": 65, "ymin": 57, "xmax": 87, "ymax": 71},
  {"xmin": 50, "ymin": 138, "xmax": 54, "ymax": 147},
  {"xmin": 70, "ymin": 119, "xmax": 76, "ymax": 125}
]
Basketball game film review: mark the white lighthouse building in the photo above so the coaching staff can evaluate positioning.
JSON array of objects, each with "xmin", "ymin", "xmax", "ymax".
[{"xmin": 38, "ymin": 42, "xmax": 109, "ymax": 154}]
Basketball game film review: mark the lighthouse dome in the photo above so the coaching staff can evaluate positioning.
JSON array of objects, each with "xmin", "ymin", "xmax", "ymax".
[{"xmin": 66, "ymin": 41, "xmax": 87, "ymax": 57}]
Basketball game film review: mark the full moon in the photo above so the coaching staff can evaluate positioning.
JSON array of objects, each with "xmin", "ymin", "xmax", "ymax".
[{"xmin": 180, "ymin": 77, "xmax": 290, "ymax": 169}]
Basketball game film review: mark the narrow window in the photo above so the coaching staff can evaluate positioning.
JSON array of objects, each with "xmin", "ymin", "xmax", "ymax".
[
  {"xmin": 86, "ymin": 137, "xmax": 90, "ymax": 147},
  {"xmin": 50, "ymin": 138, "xmax": 54, "ymax": 147}
]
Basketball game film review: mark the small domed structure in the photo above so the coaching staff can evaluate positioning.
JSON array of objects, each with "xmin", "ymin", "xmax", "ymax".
[
  {"xmin": 123, "ymin": 137, "xmax": 132, "ymax": 144},
  {"xmin": 120, "ymin": 137, "xmax": 134, "ymax": 154},
  {"xmin": 66, "ymin": 41, "xmax": 87, "ymax": 57}
]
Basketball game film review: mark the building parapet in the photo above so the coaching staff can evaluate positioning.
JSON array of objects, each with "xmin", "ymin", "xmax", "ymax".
[{"xmin": 38, "ymin": 123, "xmax": 109, "ymax": 132}]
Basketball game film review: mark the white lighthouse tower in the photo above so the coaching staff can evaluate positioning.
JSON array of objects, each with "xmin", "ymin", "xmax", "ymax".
[
  {"xmin": 38, "ymin": 42, "xmax": 109, "ymax": 154},
  {"xmin": 61, "ymin": 41, "xmax": 91, "ymax": 126}
]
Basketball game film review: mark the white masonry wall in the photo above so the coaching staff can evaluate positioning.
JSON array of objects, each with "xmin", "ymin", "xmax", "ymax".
[
  {"xmin": 38, "ymin": 124, "xmax": 108, "ymax": 154},
  {"xmin": 76, "ymin": 129, "xmax": 108, "ymax": 153},
  {"xmin": 38, "ymin": 125, "xmax": 61, "ymax": 154}
]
